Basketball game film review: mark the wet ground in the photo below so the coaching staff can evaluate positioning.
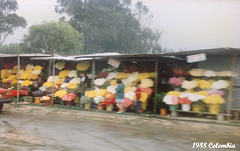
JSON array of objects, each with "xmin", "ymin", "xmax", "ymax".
[{"xmin": 0, "ymin": 105, "xmax": 239, "ymax": 151}]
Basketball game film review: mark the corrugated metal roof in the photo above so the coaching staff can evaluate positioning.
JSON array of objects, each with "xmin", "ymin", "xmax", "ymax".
[{"xmin": 0, "ymin": 53, "xmax": 52, "ymax": 58}]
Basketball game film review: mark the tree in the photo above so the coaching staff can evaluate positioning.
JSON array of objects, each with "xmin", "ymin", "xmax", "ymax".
[
  {"xmin": 0, "ymin": 0, "xmax": 26, "ymax": 45},
  {"xmin": 21, "ymin": 21, "xmax": 85, "ymax": 55},
  {"xmin": 56, "ymin": 0, "xmax": 162, "ymax": 54},
  {"xmin": 0, "ymin": 43, "xmax": 21, "ymax": 54}
]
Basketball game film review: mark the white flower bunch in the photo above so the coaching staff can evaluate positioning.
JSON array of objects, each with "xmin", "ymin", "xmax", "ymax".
[
  {"xmin": 60, "ymin": 83, "xmax": 68, "ymax": 89},
  {"xmin": 93, "ymin": 96, "xmax": 105, "ymax": 104},
  {"xmin": 211, "ymin": 80, "xmax": 229, "ymax": 89},
  {"xmin": 203, "ymin": 70, "xmax": 217, "ymax": 77},
  {"xmin": 122, "ymin": 79, "xmax": 132, "ymax": 87},
  {"xmin": 181, "ymin": 80, "xmax": 197, "ymax": 89},
  {"xmin": 39, "ymin": 87, "xmax": 47, "ymax": 92},
  {"xmin": 127, "ymin": 72, "xmax": 139, "ymax": 82},
  {"xmin": 107, "ymin": 86, "xmax": 117, "ymax": 94},
  {"xmin": 55, "ymin": 62, "xmax": 65, "ymax": 70},
  {"xmin": 180, "ymin": 93, "xmax": 205, "ymax": 102},
  {"xmin": 189, "ymin": 68, "xmax": 205, "ymax": 77},
  {"xmin": 47, "ymin": 76, "xmax": 59, "ymax": 82},
  {"xmin": 69, "ymin": 78, "xmax": 81, "ymax": 84},
  {"xmin": 217, "ymin": 71, "xmax": 238, "ymax": 77},
  {"xmin": 26, "ymin": 64, "xmax": 34, "ymax": 70},
  {"xmin": 140, "ymin": 79, "xmax": 154, "ymax": 88},
  {"xmin": 32, "ymin": 70, "xmax": 41, "ymax": 75},
  {"xmin": 94, "ymin": 78, "xmax": 106, "ymax": 86},
  {"xmin": 68, "ymin": 70, "xmax": 78, "ymax": 78},
  {"xmin": 106, "ymin": 72, "xmax": 119, "ymax": 80},
  {"xmin": 124, "ymin": 92, "xmax": 135, "ymax": 100}
]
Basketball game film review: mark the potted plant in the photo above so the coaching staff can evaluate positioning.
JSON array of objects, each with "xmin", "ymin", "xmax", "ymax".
[
  {"xmin": 93, "ymin": 96, "xmax": 105, "ymax": 110},
  {"xmin": 154, "ymin": 93, "xmax": 168, "ymax": 116},
  {"xmin": 80, "ymin": 96, "xmax": 93, "ymax": 110},
  {"xmin": 102, "ymin": 93, "xmax": 115, "ymax": 112}
]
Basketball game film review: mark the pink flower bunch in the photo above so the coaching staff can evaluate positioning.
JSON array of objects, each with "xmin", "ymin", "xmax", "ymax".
[
  {"xmin": 208, "ymin": 90, "xmax": 224, "ymax": 96},
  {"xmin": 168, "ymin": 77, "xmax": 183, "ymax": 86}
]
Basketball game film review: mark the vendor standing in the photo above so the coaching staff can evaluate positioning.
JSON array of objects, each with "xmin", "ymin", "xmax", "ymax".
[
  {"xmin": 80, "ymin": 73, "xmax": 90, "ymax": 97},
  {"xmin": 116, "ymin": 79, "xmax": 125, "ymax": 113}
]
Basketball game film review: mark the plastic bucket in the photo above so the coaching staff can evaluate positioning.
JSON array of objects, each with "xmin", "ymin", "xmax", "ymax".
[
  {"xmin": 181, "ymin": 104, "xmax": 191, "ymax": 111},
  {"xmin": 209, "ymin": 104, "xmax": 220, "ymax": 114},
  {"xmin": 34, "ymin": 97, "xmax": 41, "ymax": 104}
]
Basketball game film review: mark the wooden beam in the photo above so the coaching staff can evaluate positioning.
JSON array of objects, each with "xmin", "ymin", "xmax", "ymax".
[
  {"xmin": 227, "ymin": 51, "xmax": 238, "ymax": 115},
  {"xmin": 91, "ymin": 59, "xmax": 96, "ymax": 89},
  {"xmin": 153, "ymin": 59, "xmax": 159, "ymax": 113}
]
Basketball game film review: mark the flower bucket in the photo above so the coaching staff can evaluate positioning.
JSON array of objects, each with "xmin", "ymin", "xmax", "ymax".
[
  {"xmin": 192, "ymin": 105, "xmax": 201, "ymax": 112},
  {"xmin": 34, "ymin": 97, "xmax": 41, "ymax": 104},
  {"xmin": 169, "ymin": 105, "xmax": 177, "ymax": 111},
  {"xmin": 66, "ymin": 101, "xmax": 72, "ymax": 106},
  {"xmin": 97, "ymin": 104, "xmax": 104, "ymax": 110},
  {"xmin": 209, "ymin": 104, "xmax": 220, "ymax": 114},
  {"xmin": 59, "ymin": 98, "xmax": 66, "ymax": 105},
  {"xmin": 85, "ymin": 103, "xmax": 91, "ymax": 110},
  {"xmin": 106, "ymin": 104, "xmax": 113, "ymax": 112},
  {"xmin": 13, "ymin": 96, "xmax": 23, "ymax": 103},
  {"xmin": 181, "ymin": 104, "xmax": 191, "ymax": 111},
  {"xmin": 44, "ymin": 99, "xmax": 52, "ymax": 106},
  {"xmin": 160, "ymin": 108, "xmax": 167, "ymax": 116}
]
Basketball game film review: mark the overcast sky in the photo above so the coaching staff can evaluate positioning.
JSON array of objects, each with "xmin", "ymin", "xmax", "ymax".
[{"xmin": 5, "ymin": 0, "xmax": 240, "ymax": 51}]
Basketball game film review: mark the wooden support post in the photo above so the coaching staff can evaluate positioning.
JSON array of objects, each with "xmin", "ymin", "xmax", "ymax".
[
  {"xmin": 51, "ymin": 59, "xmax": 55, "ymax": 106},
  {"xmin": 91, "ymin": 58, "xmax": 96, "ymax": 89},
  {"xmin": 153, "ymin": 59, "xmax": 159, "ymax": 113},
  {"xmin": 17, "ymin": 55, "xmax": 20, "ymax": 103},
  {"xmin": 227, "ymin": 52, "xmax": 237, "ymax": 115}
]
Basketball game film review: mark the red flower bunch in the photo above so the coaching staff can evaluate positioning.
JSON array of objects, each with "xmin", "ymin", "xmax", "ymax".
[
  {"xmin": 178, "ymin": 97, "xmax": 192, "ymax": 104},
  {"xmin": 97, "ymin": 72, "xmax": 108, "ymax": 78},
  {"xmin": 4, "ymin": 63, "xmax": 16, "ymax": 69},
  {"xmin": 11, "ymin": 90, "xmax": 28, "ymax": 97},
  {"xmin": 102, "ymin": 98, "xmax": 115, "ymax": 105},
  {"xmin": 172, "ymin": 67, "xmax": 189, "ymax": 76}
]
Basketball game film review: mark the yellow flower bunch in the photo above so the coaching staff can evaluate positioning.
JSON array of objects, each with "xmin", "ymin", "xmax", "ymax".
[
  {"xmin": 85, "ymin": 90, "xmax": 97, "ymax": 98},
  {"xmin": 149, "ymin": 72, "xmax": 156, "ymax": 78},
  {"xmin": 110, "ymin": 80, "xmax": 117, "ymax": 86},
  {"xmin": 140, "ymin": 92, "xmax": 149, "ymax": 103},
  {"xmin": 55, "ymin": 78, "xmax": 65, "ymax": 85},
  {"xmin": 67, "ymin": 83, "xmax": 77, "ymax": 89},
  {"xmin": 116, "ymin": 72, "xmax": 129, "ymax": 79},
  {"xmin": 54, "ymin": 90, "xmax": 67, "ymax": 98},
  {"xmin": 43, "ymin": 81, "xmax": 53, "ymax": 87},
  {"xmin": 1, "ymin": 69, "xmax": 8, "ymax": 78},
  {"xmin": 197, "ymin": 80, "xmax": 212, "ymax": 89},
  {"xmin": 20, "ymin": 69, "xmax": 32, "ymax": 80},
  {"xmin": 96, "ymin": 89, "xmax": 108, "ymax": 96},
  {"xmin": 140, "ymin": 79, "xmax": 154, "ymax": 88},
  {"xmin": 34, "ymin": 65, "xmax": 43, "ymax": 70},
  {"xmin": 58, "ymin": 70, "xmax": 70, "ymax": 78},
  {"xmin": 124, "ymin": 87, "xmax": 136, "ymax": 93},
  {"xmin": 138, "ymin": 73, "xmax": 150, "ymax": 80},
  {"xmin": 9, "ymin": 75, "xmax": 16, "ymax": 80},
  {"xmin": 2, "ymin": 78, "xmax": 11, "ymax": 83},
  {"xmin": 12, "ymin": 69, "xmax": 18, "ymax": 74},
  {"xmin": 203, "ymin": 95, "xmax": 224, "ymax": 104},
  {"xmin": 76, "ymin": 61, "xmax": 90, "ymax": 71},
  {"xmin": 11, "ymin": 79, "xmax": 18, "ymax": 84},
  {"xmin": 21, "ymin": 80, "xmax": 33, "ymax": 87},
  {"xmin": 30, "ymin": 74, "xmax": 38, "ymax": 80},
  {"xmin": 167, "ymin": 91, "xmax": 181, "ymax": 97},
  {"xmin": 194, "ymin": 91, "xmax": 208, "ymax": 96},
  {"xmin": 189, "ymin": 68, "xmax": 205, "ymax": 77}
]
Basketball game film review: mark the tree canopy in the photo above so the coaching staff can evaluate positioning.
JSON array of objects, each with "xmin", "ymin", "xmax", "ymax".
[
  {"xmin": 21, "ymin": 21, "xmax": 85, "ymax": 55},
  {"xmin": 56, "ymin": 0, "xmax": 162, "ymax": 54},
  {"xmin": 0, "ymin": 0, "xmax": 26, "ymax": 45}
]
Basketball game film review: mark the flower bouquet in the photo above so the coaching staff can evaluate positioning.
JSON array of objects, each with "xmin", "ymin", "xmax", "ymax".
[
  {"xmin": 80, "ymin": 96, "xmax": 93, "ymax": 110},
  {"xmin": 62, "ymin": 94, "xmax": 77, "ymax": 106},
  {"xmin": 163, "ymin": 94, "xmax": 179, "ymax": 111},
  {"xmin": 203, "ymin": 95, "xmax": 225, "ymax": 114}
]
